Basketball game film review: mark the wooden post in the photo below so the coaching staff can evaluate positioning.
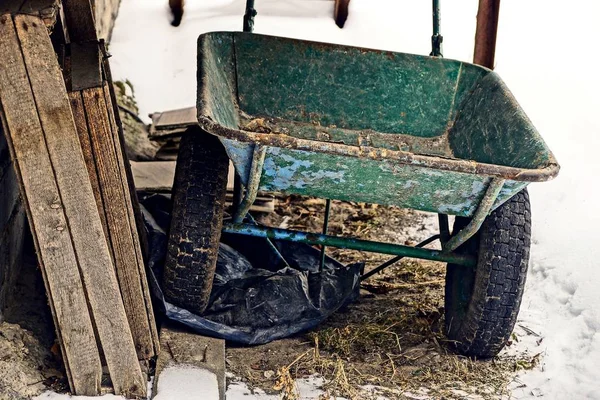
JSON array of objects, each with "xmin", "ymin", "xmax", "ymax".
[
  {"xmin": 473, "ymin": 0, "xmax": 501, "ymax": 68},
  {"xmin": 334, "ymin": 0, "xmax": 350, "ymax": 28}
]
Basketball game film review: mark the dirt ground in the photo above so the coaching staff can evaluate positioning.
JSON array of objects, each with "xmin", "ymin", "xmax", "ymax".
[
  {"xmin": 226, "ymin": 196, "xmax": 538, "ymax": 400},
  {"xmin": 0, "ymin": 248, "xmax": 66, "ymax": 400},
  {"xmin": 0, "ymin": 195, "xmax": 539, "ymax": 399}
]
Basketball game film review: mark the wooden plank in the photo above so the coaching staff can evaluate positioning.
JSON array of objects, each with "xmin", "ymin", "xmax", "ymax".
[
  {"xmin": 14, "ymin": 14, "xmax": 146, "ymax": 397},
  {"xmin": 68, "ymin": 91, "xmax": 109, "ymax": 239},
  {"xmin": 82, "ymin": 85, "xmax": 156, "ymax": 362},
  {"xmin": 130, "ymin": 161, "xmax": 177, "ymax": 192},
  {"xmin": 61, "ymin": 0, "xmax": 97, "ymax": 42},
  {"xmin": 151, "ymin": 106, "xmax": 197, "ymax": 129},
  {"xmin": 130, "ymin": 161, "xmax": 275, "ymax": 213},
  {"xmin": 153, "ymin": 323, "xmax": 226, "ymax": 400},
  {"xmin": 2, "ymin": 0, "xmax": 60, "ymax": 28},
  {"xmin": 100, "ymin": 40, "xmax": 151, "ymax": 266},
  {"xmin": 102, "ymin": 82, "xmax": 160, "ymax": 356},
  {"xmin": 1, "ymin": 1, "xmax": 24, "ymax": 14},
  {"xmin": 0, "ymin": 14, "xmax": 101, "ymax": 395}
]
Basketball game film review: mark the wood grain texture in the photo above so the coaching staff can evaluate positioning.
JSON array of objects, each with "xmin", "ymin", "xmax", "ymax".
[
  {"xmin": 0, "ymin": 14, "xmax": 101, "ymax": 395},
  {"xmin": 82, "ymin": 86, "xmax": 156, "ymax": 361},
  {"xmin": 100, "ymin": 43, "xmax": 151, "ymax": 261},
  {"xmin": 102, "ymin": 83, "xmax": 160, "ymax": 355},
  {"xmin": 61, "ymin": 0, "xmax": 97, "ymax": 42},
  {"xmin": 474, "ymin": 0, "xmax": 500, "ymax": 69},
  {"xmin": 14, "ymin": 14, "xmax": 146, "ymax": 397},
  {"xmin": 68, "ymin": 91, "xmax": 109, "ymax": 240}
]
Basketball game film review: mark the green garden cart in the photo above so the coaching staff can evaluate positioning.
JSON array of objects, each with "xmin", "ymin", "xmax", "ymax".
[{"xmin": 163, "ymin": 0, "xmax": 559, "ymax": 358}]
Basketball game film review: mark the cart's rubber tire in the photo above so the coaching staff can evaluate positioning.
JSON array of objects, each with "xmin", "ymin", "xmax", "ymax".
[
  {"xmin": 163, "ymin": 128, "xmax": 229, "ymax": 314},
  {"xmin": 445, "ymin": 189, "xmax": 531, "ymax": 358}
]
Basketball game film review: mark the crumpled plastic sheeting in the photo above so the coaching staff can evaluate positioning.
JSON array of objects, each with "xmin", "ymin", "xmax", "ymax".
[{"xmin": 140, "ymin": 193, "xmax": 362, "ymax": 345}]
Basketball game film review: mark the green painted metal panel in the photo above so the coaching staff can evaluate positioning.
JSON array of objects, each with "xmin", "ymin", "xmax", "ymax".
[
  {"xmin": 259, "ymin": 146, "xmax": 522, "ymax": 217},
  {"xmin": 448, "ymin": 73, "xmax": 552, "ymax": 169},
  {"xmin": 234, "ymin": 34, "xmax": 483, "ymax": 138},
  {"xmin": 196, "ymin": 32, "xmax": 559, "ymax": 217}
]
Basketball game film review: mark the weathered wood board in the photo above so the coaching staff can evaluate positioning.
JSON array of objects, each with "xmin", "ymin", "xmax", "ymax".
[
  {"xmin": 0, "ymin": 13, "xmax": 147, "ymax": 397},
  {"xmin": 0, "ymin": 13, "xmax": 102, "ymax": 395},
  {"xmin": 131, "ymin": 161, "xmax": 275, "ymax": 213},
  {"xmin": 69, "ymin": 84, "xmax": 158, "ymax": 362},
  {"xmin": 2, "ymin": 0, "xmax": 60, "ymax": 27}
]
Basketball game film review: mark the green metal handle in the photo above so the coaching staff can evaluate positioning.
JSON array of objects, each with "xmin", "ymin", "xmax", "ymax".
[
  {"xmin": 431, "ymin": 0, "xmax": 443, "ymax": 56},
  {"xmin": 243, "ymin": 0, "xmax": 443, "ymax": 57},
  {"xmin": 243, "ymin": 0, "xmax": 256, "ymax": 32}
]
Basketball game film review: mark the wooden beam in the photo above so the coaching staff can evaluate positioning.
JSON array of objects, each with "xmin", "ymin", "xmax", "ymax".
[
  {"xmin": 0, "ymin": 13, "xmax": 101, "ymax": 395},
  {"xmin": 100, "ymin": 40, "xmax": 152, "ymax": 264},
  {"xmin": 1, "ymin": 0, "xmax": 61, "ymax": 28},
  {"xmin": 61, "ymin": 0, "xmax": 97, "ymax": 42},
  {"xmin": 473, "ymin": 0, "xmax": 501, "ymax": 69},
  {"xmin": 69, "ymin": 91, "xmax": 110, "ymax": 238},
  {"xmin": 8, "ymin": 14, "xmax": 146, "ymax": 397},
  {"xmin": 81, "ymin": 84, "xmax": 158, "ymax": 361},
  {"xmin": 102, "ymin": 83, "xmax": 160, "ymax": 354}
]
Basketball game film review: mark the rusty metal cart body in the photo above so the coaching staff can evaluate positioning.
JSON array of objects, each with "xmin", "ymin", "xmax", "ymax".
[{"xmin": 163, "ymin": 0, "xmax": 559, "ymax": 358}]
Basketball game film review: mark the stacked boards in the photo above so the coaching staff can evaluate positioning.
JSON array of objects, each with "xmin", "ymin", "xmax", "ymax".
[{"xmin": 0, "ymin": 9, "xmax": 157, "ymax": 398}]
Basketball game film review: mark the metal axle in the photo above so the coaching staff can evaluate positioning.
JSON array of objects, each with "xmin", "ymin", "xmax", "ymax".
[{"xmin": 223, "ymin": 222, "xmax": 477, "ymax": 267}]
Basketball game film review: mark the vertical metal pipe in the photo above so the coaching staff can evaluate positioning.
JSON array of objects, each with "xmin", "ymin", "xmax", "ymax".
[
  {"xmin": 232, "ymin": 173, "xmax": 243, "ymax": 215},
  {"xmin": 431, "ymin": 0, "xmax": 443, "ymax": 56},
  {"xmin": 243, "ymin": 0, "xmax": 257, "ymax": 33},
  {"xmin": 319, "ymin": 199, "xmax": 332, "ymax": 271},
  {"xmin": 438, "ymin": 214, "xmax": 450, "ymax": 245},
  {"xmin": 473, "ymin": 0, "xmax": 501, "ymax": 68},
  {"xmin": 432, "ymin": 0, "xmax": 441, "ymax": 35}
]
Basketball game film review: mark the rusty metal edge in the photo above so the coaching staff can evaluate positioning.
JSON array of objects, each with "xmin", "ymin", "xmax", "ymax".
[{"xmin": 198, "ymin": 117, "xmax": 560, "ymax": 183}]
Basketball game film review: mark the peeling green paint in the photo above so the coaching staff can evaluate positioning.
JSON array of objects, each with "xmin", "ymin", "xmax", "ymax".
[{"xmin": 196, "ymin": 32, "xmax": 559, "ymax": 218}]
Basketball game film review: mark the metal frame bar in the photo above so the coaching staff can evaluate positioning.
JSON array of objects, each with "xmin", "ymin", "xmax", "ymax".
[
  {"xmin": 361, "ymin": 234, "xmax": 441, "ymax": 281},
  {"xmin": 233, "ymin": 145, "xmax": 266, "ymax": 223},
  {"xmin": 438, "ymin": 214, "xmax": 450, "ymax": 245},
  {"xmin": 319, "ymin": 199, "xmax": 332, "ymax": 271},
  {"xmin": 444, "ymin": 177, "xmax": 505, "ymax": 251},
  {"xmin": 222, "ymin": 222, "xmax": 476, "ymax": 266}
]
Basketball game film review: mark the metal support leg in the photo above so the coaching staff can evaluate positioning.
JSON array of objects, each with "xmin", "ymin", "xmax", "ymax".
[
  {"xmin": 232, "ymin": 172, "xmax": 243, "ymax": 215},
  {"xmin": 319, "ymin": 199, "xmax": 332, "ymax": 272},
  {"xmin": 444, "ymin": 178, "xmax": 505, "ymax": 252},
  {"xmin": 233, "ymin": 145, "xmax": 266, "ymax": 223},
  {"xmin": 438, "ymin": 214, "xmax": 450, "ymax": 246}
]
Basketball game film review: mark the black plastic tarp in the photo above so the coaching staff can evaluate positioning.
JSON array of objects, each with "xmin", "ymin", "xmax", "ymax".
[{"xmin": 140, "ymin": 193, "xmax": 362, "ymax": 345}]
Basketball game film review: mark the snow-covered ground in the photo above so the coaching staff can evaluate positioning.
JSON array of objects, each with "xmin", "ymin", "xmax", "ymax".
[{"xmin": 38, "ymin": 0, "xmax": 600, "ymax": 398}]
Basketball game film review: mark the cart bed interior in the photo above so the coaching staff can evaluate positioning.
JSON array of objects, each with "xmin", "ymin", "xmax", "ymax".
[{"xmin": 196, "ymin": 32, "xmax": 558, "ymax": 217}]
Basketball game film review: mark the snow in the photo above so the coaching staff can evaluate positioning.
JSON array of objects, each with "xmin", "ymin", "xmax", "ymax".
[
  {"xmin": 41, "ymin": 0, "xmax": 600, "ymax": 398},
  {"xmin": 153, "ymin": 366, "xmax": 220, "ymax": 399}
]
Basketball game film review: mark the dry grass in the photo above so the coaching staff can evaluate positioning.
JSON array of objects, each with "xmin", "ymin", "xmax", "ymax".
[{"xmin": 225, "ymin": 196, "xmax": 539, "ymax": 399}]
